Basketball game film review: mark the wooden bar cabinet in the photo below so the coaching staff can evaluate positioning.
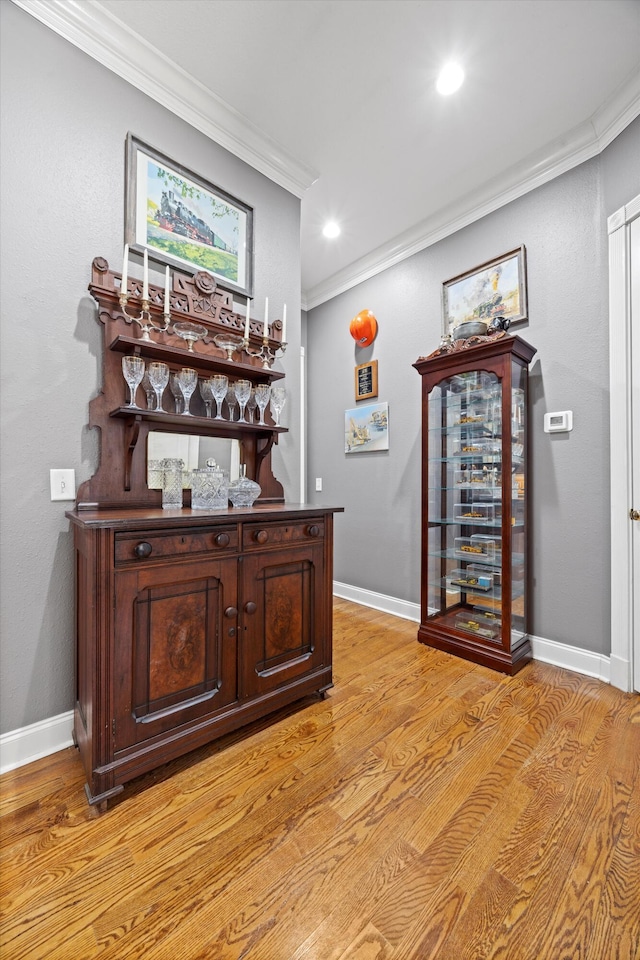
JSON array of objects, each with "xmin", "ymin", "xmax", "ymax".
[{"xmin": 67, "ymin": 258, "xmax": 342, "ymax": 805}]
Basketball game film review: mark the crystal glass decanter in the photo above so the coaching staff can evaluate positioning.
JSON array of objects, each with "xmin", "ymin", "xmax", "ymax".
[
  {"xmin": 228, "ymin": 464, "xmax": 261, "ymax": 507},
  {"xmin": 191, "ymin": 459, "xmax": 228, "ymax": 509}
]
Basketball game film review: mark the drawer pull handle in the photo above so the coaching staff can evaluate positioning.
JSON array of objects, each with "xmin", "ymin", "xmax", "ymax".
[
  {"xmin": 224, "ymin": 606, "xmax": 238, "ymax": 619},
  {"xmin": 307, "ymin": 525, "xmax": 320, "ymax": 537},
  {"xmin": 215, "ymin": 533, "xmax": 230, "ymax": 547},
  {"xmin": 134, "ymin": 541, "xmax": 152, "ymax": 559},
  {"xmin": 253, "ymin": 530, "xmax": 269, "ymax": 544},
  {"xmin": 244, "ymin": 601, "xmax": 257, "ymax": 615}
]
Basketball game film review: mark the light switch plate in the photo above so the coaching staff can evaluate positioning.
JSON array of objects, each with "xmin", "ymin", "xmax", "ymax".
[
  {"xmin": 315, "ymin": 478, "xmax": 323, "ymax": 492},
  {"xmin": 50, "ymin": 468, "xmax": 76, "ymax": 501}
]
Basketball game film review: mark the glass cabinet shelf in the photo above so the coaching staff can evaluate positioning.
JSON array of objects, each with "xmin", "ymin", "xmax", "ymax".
[{"xmin": 414, "ymin": 335, "xmax": 536, "ymax": 674}]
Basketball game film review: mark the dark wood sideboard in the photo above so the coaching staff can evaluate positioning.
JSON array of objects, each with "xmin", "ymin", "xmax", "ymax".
[{"xmin": 68, "ymin": 259, "xmax": 342, "ymax": 806}]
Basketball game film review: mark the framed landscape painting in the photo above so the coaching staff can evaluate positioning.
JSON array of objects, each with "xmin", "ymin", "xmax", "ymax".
[
  {"xmin": 125, "ymin": 133, "xmax": 253, "ymax": 297},
  {"xmin": 345, "ymin": 402, "xmax": 389, "ymax": 454},
  {"xmin": 442, "ymin": 246, "xmax": 527, "ymax": 336}
]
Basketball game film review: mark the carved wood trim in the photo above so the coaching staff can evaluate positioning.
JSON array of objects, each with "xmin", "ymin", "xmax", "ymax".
[{"xmin": 77, "ymin": 258, "xmax": 286, "ymax": 509}]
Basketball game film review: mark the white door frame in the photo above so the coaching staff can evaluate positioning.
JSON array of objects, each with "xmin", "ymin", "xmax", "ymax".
[{"xmin": 608, "ymin": 193, "xmax": 640, "ymax": 692}]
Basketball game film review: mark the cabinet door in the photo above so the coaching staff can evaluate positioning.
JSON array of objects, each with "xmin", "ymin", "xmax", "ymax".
[
  {"xmin": 113, "ymin": 557, "xmax": 238, "ymax": 751},
  {"xmin": 240, "ymin": 542, "xmax": 327, "ymax": 697}
]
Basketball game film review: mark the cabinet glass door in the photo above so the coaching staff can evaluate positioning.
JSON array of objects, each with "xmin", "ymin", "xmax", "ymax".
[
  {"xmin": 427, "ymin": 370, "xmax": 506, "ymax": 645},
  {"xmin": 510, "ymin": 358, "xmax": 527, "ymax": 650}
]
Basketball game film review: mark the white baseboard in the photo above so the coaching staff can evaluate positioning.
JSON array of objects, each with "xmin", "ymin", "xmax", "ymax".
[
  {"xmin": 333, "ymin": 581, "xmax": 420, "ymax": 622},
  {"xmin": 609, "ymin": 654, "xmax": 633, "ymax": 693},
  {"xmin": 0, "ymin": 710, "xmax": 74, "ymax": 775},
  {"xmin": 335, "ymin": 582, "xmax": 612, "ymax": 683},
  {"xmin": 530, "ymin": 634, "xmax": 611, "ymax": 683}
]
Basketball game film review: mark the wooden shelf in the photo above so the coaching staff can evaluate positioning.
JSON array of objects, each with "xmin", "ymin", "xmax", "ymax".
[
  {"xmin": 109, "ymin": 406, "xmax": 287, "ymax": 437},
  {"xmin": 109, "ymin": 334, "xmax": 285, "ymax": 383}
]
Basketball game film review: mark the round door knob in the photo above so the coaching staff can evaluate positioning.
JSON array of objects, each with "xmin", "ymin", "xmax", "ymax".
[
  {"xmin": 244, "ymin": 601, "xmax": 257, "ymax": 615},
  {"xmin": 215, "ymin": 533, "xmax": 230, "ymax": 547},
  {"xmin": 224, "ymin": 606, "xmax": 238, "ymax": 618},
  {"xmin": 134, "ymin": 541, "xmax": 152, "ymax": 559},
  {"xmin": 253, "ymin": 530, "xmax": 269, "ymax": 544},
  {"xmin": 307, "ymin": 524, "xmax": 320, "ymax": 537}
]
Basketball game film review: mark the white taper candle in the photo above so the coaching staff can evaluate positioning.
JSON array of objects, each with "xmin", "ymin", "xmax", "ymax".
[
  {"xmin": 142, "ymin": 249, "xmax": 149, "ymax": 301},
  {"xmin": 164, "ymin": 266, "xmax": 170, "ymax": 315},
  {"xmin": 121, "ymin": 244, "xmax": 129, "ymax": 297},
  {"xmin": 244, "ymin": 299, "xmax": 251, "ymax": 340}
]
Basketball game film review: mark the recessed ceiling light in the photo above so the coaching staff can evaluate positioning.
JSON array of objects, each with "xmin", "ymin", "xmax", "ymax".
[
  {"xmin": 436, "ymin": 62, "xmax": 464, "ymax": 96},
  {"xmin": 322, "ymin": 222, "xmax": 341, "ymax": 239}
]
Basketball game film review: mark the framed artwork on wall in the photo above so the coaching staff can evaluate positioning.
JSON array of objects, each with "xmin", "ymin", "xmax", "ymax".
[
  {"xmin": 442, "ymin": 245, "xmax": 527, "ymax": 336},
  {"xmin": 354, "ymin": 360, "xmax": 378, "ymax": 401},
  {"xmin": 345, "ymin": 401, "xmax": 389, "ymax": 454},
  {"xmin": 125, "ymin": 133, "xmax": 254, "ymax": 298}
]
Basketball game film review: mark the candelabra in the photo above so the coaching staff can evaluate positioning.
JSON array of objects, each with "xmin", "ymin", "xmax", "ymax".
[
  {"xmin": 242, "ymin": 335, "xmax": 287, "ymax": 368},
  {"xmin": 119, "ymin": 290, "xmax": 170, "ymax": 342},
  {"xmin": 119, "ymin": 245, "xmax": 171, "ymax": 342}
]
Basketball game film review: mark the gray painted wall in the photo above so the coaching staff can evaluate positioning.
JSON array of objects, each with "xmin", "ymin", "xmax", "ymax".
[
  {"xmin": 307, "ymin": 117, "xmax": 640, "ymax": 657},
  {"xmin": 0, "ymin": 3, "xmax": 301, "ymax": 734},
  {"xmin": 1, "ymin": 3, "xmax": 638, "ymax": 737}
]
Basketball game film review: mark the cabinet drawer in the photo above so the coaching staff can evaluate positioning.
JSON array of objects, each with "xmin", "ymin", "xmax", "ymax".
[
  {"xmin": 241, "ymin": 520, "xmax": 325, "ymax": 551},
  {"xmin": 115, "ymin": 526, "xmax": 238, "ymax": 565}
]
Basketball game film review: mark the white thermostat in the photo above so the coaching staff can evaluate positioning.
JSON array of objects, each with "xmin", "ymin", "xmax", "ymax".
[{"xmin": 544, "ymin": 410, "xmax": 573, "ymax": 433}]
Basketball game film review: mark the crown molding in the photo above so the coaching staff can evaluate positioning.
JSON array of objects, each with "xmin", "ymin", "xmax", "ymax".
[
  {"xmin": 11, "ymin": 0, "xmax": 639, "ymax": 309},
  {"xmin": 303, "ymin": 74, "xmax": 640, "ymax": 310},
  {"xmin": 11, "ymin": 0, "xmax": 318, "ymax": 199}
]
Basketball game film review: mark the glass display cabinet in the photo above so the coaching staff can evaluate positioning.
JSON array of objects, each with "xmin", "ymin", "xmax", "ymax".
[{"xmin": 413, "ymin": 335, "xmax": 536, "ymax": 674}]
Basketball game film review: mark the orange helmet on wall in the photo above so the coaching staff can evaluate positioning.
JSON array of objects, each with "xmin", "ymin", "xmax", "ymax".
[{"xmin": 349, "ymin": 310, "xmax": 378, "ymax": 346}]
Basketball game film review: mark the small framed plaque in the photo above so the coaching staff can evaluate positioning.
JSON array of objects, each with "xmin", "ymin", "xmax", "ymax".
[{"xmin": 355, "ymin": 360, "xmax": 378, "ymax": 401}]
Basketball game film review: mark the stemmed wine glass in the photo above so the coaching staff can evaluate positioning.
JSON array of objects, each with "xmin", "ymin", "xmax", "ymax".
[
  {"xmin": 210, "ymin": 374, "xmax": 229, "ymax": 420},
  {"xmin": 122, "ymin": 356, "xmax": 145, "ymax": 408},
  {"xmin": 246, "ymin": 388, "xmax": 257, "ymax": 423},
  {"xmin": 177, "ymin": 367, "xmax": 198, "ymax": 416},
  {"xmin": 234, "ymin": 379, "xmax": 252, "ymax": 423},
  {"xmin": 148, "ymin": 362, "xmax": 170, "ymax": 413},
  {"xmin": 169, "ymin": 374, "xmax": 183, "ymax": 414},
  {"xmin": 199, "ymin": 378, "xmax": 213, "ymax": 418},
  {"xmin": 269, "ymin": 385, "xmax": 286, "ymax": 426},
  {"xmin": 141, "ymin": 370, "xmax": 156, "ymax": 409},
  {"xmin": 225, "ymin": 385, "xmax": 238, "ymax": 421},
  {"xmin": 255, "ymin": 384, "xmax": 271, "ymax": 425}
]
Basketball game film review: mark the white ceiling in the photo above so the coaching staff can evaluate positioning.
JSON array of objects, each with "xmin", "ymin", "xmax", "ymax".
[{"xmin": 17, "ymin": 0, "xmax": 640, "ymax": 307}]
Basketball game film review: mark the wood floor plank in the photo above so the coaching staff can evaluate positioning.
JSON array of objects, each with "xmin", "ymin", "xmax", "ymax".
[
  {"xmin": 1, "ymin": 599, "xmax": 637, "ymax": 960},
  {"xmin": 333, "ymin": 921, "xmax": 394, "ymax": 960},
  {"xmin": 585, "ymin": 767, "xmax": 640, "ymax": 960},
  {"xmin": 288, "ymin": 837, "xmax": 422, "ymax": 960}
]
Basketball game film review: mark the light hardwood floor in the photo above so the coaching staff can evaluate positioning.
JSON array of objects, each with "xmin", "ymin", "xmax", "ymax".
[{"xmin": 1, "ymin": 598, "xmax": 639, "ymax": 959}]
